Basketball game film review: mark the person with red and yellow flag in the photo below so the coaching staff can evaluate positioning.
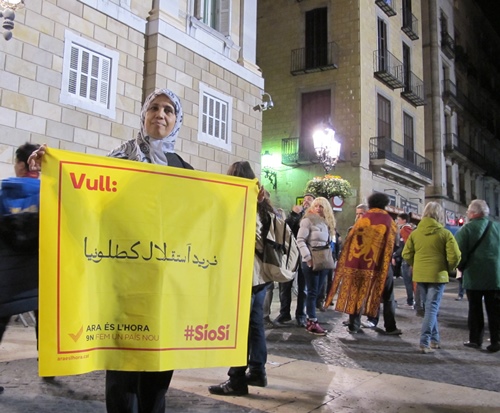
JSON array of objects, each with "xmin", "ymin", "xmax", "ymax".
[{"xmin": 325, "ymin": 192, "xmax": 401, "ymax": 335}]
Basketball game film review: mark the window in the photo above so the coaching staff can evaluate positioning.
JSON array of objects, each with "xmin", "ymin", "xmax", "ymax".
[
  {"xmin": 197, "ymin": 84, "xmax": 232, "ymax": 151},
  {"xmin": 402, "ymin": 42, "xmax": 411, "ymax": 91},
  {"xmin": 377, "ymin": 18, "xmax": 388, "ymax": 71},
  {"xmin": 403, "ymin": 112, "xmax": 414, "ymax": 162},
  {"xmin": 300, "ymin": 90, "xmax": 331, "ymax": 157},
  {"xmin": 305, "ymin": 8, "xmax": 328, "ymax": 69},
  {"xmin": 440, "ymin": 10, "xmax": 448, "ymax": 33},
  {"xmin": 377, "ymin": 94, "xmax": 391, "ymax": 138},
  {"xmin": 60, "ymin": 30, "xmax": 119, "ymax": 119},
  {"xmin": 402, "ymin": 0, "xmax": 412, "ymax": 29},
  {"xmin": 195, "ymin": 0, "xmax": 230, "ymax": 36},
  {"xmin": 446, "ymin": 165, "xmax": 454, "ymax": 199}
]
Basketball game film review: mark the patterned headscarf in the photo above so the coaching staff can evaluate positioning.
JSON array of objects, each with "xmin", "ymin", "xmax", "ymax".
[{"xmin": 108, "ymin": 89, "xmax": 183, "ymax": 165}]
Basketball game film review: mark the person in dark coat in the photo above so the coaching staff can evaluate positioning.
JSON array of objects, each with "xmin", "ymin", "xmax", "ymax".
[{"xmin": 455, "ymin": 199, "xmax": 500, "ymax": 353}]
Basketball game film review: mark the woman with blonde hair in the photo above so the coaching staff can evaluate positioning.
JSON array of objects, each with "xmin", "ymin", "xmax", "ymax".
[
  {"xmin": 403, "ymin": 202, "xmax": 461, "ymax": 353},
  {"xmin": 296, "ymin": 197, "xmax": 336, "ymax": 335}
]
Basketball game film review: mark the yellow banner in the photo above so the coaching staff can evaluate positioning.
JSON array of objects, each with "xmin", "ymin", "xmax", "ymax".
[{"xmin": 38, "ymin": 148, "xmax": 257, "ymax": 376}]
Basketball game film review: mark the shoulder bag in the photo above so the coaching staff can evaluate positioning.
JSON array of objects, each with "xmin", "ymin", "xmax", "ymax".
[{"xmin": 310, "ymin": 236, "xmax": 335, "ymax": 271}]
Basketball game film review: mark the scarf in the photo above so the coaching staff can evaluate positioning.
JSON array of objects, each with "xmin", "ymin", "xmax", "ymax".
[{"xmin": 107, "ymin": 88, "xmax": 183, "ymax": 165}]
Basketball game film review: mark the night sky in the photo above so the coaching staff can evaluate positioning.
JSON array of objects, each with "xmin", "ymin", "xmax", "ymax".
[{"xmin": 476, "ymin": 0, "xmax": 500, "ymax": 36}]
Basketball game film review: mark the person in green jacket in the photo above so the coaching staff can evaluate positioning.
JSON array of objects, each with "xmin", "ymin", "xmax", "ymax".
[
  {"xmin": 402, "ymin": 202, "xmax": 461, "ymax": 354},
  {"xmin": 455, "ymin": 199, "xmax": 500, "ymax": 353}
]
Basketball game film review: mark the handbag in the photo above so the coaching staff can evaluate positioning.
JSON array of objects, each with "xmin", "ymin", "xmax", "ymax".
[
  {"xmin": 310, "ymin": 241, "xmax": 335, "ymax": 271},
  {"xmin": 456, "ymin": 221, "xmax": 492, "ymax": 272}
]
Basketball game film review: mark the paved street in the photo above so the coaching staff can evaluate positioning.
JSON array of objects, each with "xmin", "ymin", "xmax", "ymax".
[{"xmin": 1, "ymin": 277, "xmax": 499, "ymax": 412}]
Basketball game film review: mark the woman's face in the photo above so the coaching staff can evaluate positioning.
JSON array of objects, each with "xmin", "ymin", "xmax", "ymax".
[
  {"xmin": 312, "ymin": 203, "xmax": 325, "ymax": 218},
  {"xmin": 144, "ymin": 95, "xmax": 176, "ymax": 139}
]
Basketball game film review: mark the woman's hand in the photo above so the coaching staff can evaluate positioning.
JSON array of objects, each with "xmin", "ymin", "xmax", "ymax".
[
  {"xmin": 307, "ymin": 259, "xmax": 313, "ymax": 268},
  {"xmin": 257, "ymin": 184, "xmax": 266, "ymax": 203},
  {"xmin": 28, "ymin": 144, "xmax": 47, "ymax": 172}
]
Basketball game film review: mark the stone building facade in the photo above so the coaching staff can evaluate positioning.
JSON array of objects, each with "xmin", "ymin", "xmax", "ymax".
[
  {"xmin": 0, "ymin": 0, "xmax": 264, "ymax": 178},
  {"xmin": 257, "ymin": 0, "xmax": 427, "ymax": 233}
]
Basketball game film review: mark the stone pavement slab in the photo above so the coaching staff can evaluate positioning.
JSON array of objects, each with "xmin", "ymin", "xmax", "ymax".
[{"xmin": 1, "ymin": 278, "xmax": 500, "ymax": 412}]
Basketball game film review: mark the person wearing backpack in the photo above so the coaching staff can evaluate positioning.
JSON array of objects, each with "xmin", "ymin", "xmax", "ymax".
[
  {"xmin": 296, "ymin": 197, "xmax": 336, "ymax": 335},
  {"xmin": 208, "ymin": 161, "xmax": 272, "ymax": 396}
]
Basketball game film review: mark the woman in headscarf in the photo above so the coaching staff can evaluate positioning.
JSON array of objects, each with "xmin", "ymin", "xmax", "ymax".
[{"xmin": 29, "ymin": 89, "xmax": 192, "ymax": 413}]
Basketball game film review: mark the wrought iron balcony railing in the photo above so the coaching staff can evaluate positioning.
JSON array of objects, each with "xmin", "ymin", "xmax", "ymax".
[
  {"xmin": 281, "ymin": 137, "xmax": 318, "ymax": 166},
  {"xmin": 290, "ymin": 42, "xmax": 339, "ymax": 75},
  {"xmin": 441, "ymin": 31, "xmax": 455, "ymax": 59},
  {"xmin": 369, "ymin": 136, "xmax": 432, "ymax": 179},
  {"xmin": 373, "ymin": 50, "xmax": 405, "ymax": 89},
  {"xmin": 375, "ymin": 0, "xmax": 397, "ymax": 17},
  {"xmin": 401, "ymin": 12, "xmax": 419, "ymax": 40},
  {"xmin": 443, "ymin": 133, "xmax": 483, "ymax": 167},
  {"xmin": 401, "ymin": 71, "xmax": 425, "ymax": 106}
]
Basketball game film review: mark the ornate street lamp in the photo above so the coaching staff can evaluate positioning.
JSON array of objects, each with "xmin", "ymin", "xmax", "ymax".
[
  {"xmin": 312, "ymin": 125, "xmax": 341, "ymax": 174},
  {"xmin": 0, "ymin": 0, "xmax": 24, "ymax": 41},
  {"xmin": 261, "ymin": 150, "xmax": 277, "ymax": 190}
]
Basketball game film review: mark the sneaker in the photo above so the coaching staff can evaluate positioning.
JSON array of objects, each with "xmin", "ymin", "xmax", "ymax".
[
  {"xmin": 420, "ymin": 345, "xmax": 435, "ymax": 354},
  {"xmin": 296, "ymin": 316, "xmax": 307, "ymax": 327},
  {"xmin": 385, "ymin": 328, "xmax": 402, "ymax": 335},
  {"xmin": 273, "ymin": 314, "xmax": 292, "ymax": 324},
  {"xmin": 361, "ymin": 320, "xmax": 375, "ymax": 328},
  {"xmin": 346, "ymin": 326, "xmax": 359, "ymax": 334},
  {"xmin": 208, "ymin": 379, "xmax": 248, "ymax": 396},
  {"xmin": 245, "ymin": 372, "xmax": 268, "ymax": 387},
  {"xmin": 306, "ymin": 320, "xmax": 327, "ymax": 336},
  {"xmin": 430, "ymin": 342, "xmax": 441, "ymax": 349},
  {"xmin": 400, "ymin": 303, "xmax": 414, "ymax": 309},
  {"xmin": 486, "ymin": 343, "xmax": 500, "ymax": 353},
  {"xmin": 455, "ymin": 296, "xmax": 463, "ymax": 301}
]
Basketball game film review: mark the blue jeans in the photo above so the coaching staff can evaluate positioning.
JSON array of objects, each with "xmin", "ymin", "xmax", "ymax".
[
  {"xmin": 228, "ymin": 284, "xmax": 267, "ymax": 382},
  {"xmin": 301, "ymin": 263, "xmax": 328, "ymax": 321},
  {"xmin": 418, "ymin": 282, "xmax": 445, "ymax": 347},
  {"xmin": 401, "ymin": 261, "xmax": 414, "ymax": 305}
]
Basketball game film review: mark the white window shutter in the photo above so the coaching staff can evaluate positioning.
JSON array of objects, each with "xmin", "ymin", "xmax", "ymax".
[{"xmin": 60, "ymin": 30, "xmax": 119, "ymax": 119}]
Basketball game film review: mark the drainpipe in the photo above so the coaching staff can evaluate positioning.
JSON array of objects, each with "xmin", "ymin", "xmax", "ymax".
[{"xmin": 428, "ymin": 0, "xmax": 444, "ymax": 196}]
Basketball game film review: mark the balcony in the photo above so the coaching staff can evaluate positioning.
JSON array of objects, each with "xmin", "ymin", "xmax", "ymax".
[
  {"xmin": 441, "ymin": 31, "xmax": 455, "ymax": 59},
  {"xmin": 443, "ymin": 133, "xmax": 484, "ymax": 168},
  {"xmin": 401, "ymin": 71, "xmax": 425, "ymax": 106},
  {"xmin": 369, "ymin": 136, "xmax": 432, "ymax": 189},
  {"xmin": 373, "ymin": 50, "xmax": 405, "ymax": 89},
  {"xmin": 401, "ymin": 12, "xmax": 419, "ymax": 40},
  {"xmin": 442, "ymin": 79, "xmax": 463, "ymax": 112},
  {"xmin": 281, "ymin": 137, "xmax": 318, "ymax": 166},
  {"xmin": 290, "ymin": 42, "xmax": 339, "ymax": 76},
  {"xmin": 375, "ymin": 0, "xmax": 397, "ymax": 17}
]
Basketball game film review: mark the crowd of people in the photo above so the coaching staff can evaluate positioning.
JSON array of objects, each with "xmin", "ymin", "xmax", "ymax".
[{"xmin": 0, "ymin": 88, "xmax": 499, "ymax": 411}]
